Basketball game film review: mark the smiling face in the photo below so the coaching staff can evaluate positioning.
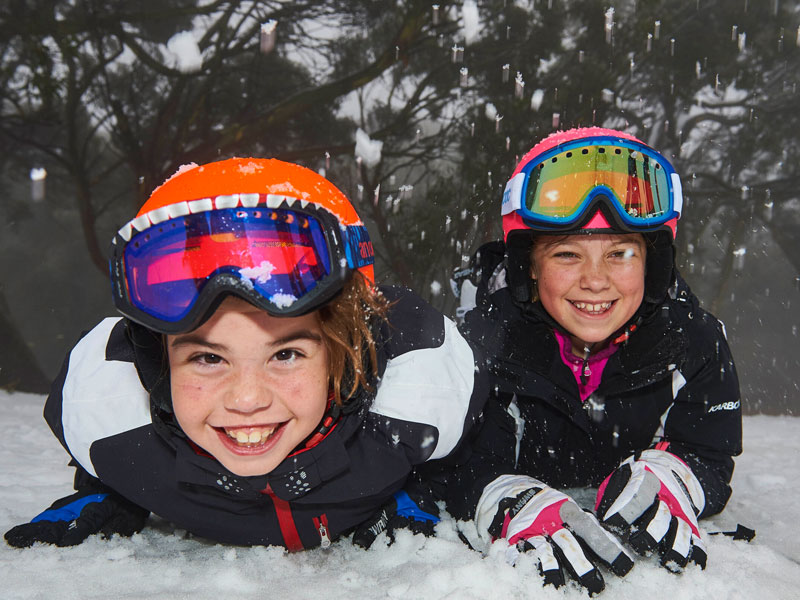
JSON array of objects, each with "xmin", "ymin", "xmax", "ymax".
[
  {"xmin": 167, "ymin": 296, "xmax": 329, "ymax": 477},
  {"xmin": 531, "ymin": 233, "xmax": 646, "ymax": 355}
]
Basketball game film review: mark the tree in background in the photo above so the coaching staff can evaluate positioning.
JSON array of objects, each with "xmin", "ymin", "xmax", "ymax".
[{"xmin": 1, "ymin": 0, "xmax": 798, "ymax": 411}]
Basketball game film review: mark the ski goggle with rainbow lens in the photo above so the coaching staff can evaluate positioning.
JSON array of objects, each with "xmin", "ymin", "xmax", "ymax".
[
  {"xmin": 502, "ymin": 136, "xmax": 683, "ymax": 232},
  {"xmin": 110, "ymin": 198, "xmax": 373, "ymax": 334}
]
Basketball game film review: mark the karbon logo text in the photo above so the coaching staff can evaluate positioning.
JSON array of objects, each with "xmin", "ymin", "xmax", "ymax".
[{"xmin": 708, "ymin": 400, "xmax": 739, "ymax": 413}]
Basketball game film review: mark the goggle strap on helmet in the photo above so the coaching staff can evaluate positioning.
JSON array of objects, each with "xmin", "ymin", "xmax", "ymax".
[
  {"xmin": 670, "ymin": 172, "xmax": 683, "ymax": 215},
  {"xmin": 501, "ymin": 172, "xmax": 526, "ymax": 216},
  {"xmin": 342, "ymin": 224, "xmax": 374, "ymax": 271}
]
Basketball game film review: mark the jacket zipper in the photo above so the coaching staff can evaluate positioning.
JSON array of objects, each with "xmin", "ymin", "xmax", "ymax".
[
  {"xmin": 313, "ymin": 514, "xmax": 331, "ymax": 549},
  {"xmin": 580, "ymin": 344, "xmax": 591, "ymax": 386}
]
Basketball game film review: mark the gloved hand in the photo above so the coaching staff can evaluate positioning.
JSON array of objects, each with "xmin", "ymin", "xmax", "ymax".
[
  {"xmin": 476, "ymin": 474, "xmax": 633, "ymax": 596},
  {"xmin": 4, "ymin": 488, "xmax": 148, "ymax": 548},
  {"xmin": 595, "ymin": 448, "xmax": 706, "ymax": 571},
  {"xmin": 352, "ymin": 484, "xmax": 440, "ymax": 549}
]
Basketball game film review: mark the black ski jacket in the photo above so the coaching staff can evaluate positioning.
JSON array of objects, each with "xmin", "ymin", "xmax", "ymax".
[
  {"xmin": 447, "ymin": 243, "xmax": 742, "ymax": 521},
  {"xmin": 44, "ymin": 286, "xmax": 486, "ymax": 550}
]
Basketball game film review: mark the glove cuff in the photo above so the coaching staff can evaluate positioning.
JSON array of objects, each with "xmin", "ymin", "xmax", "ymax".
[
  {"xmin": 636, "ymin": 449, "xmax": 706, "ymax": 516},
  {"xmin": 392, "ymin": 490, "xmax": 439, "ymax": 523},
  {"xmin": 32, "ymin": 493, "xmax": 109, "ymax": 524}
]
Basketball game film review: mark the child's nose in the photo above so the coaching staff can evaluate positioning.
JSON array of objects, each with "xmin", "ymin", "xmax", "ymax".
[
  {"xmin": 224, "ymin": 365, "xmax": 272, "ymax": 413},
  {"xmin": 580, "ymin": 259, "xmax": 611, "ymax": 291}
]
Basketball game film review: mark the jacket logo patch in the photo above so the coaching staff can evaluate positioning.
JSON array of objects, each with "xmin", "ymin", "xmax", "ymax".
[{"xmin": 708, "ymin": 400, "xmax": 739, "ymax": 413}]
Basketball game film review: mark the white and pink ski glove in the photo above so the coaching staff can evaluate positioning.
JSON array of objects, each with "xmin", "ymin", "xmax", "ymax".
[
  {"xmin": 476, "ymin": 474, "xmax": 633, "ymax": 595},
  {"xmin": 595, "ymin": 448, "xmax": 707, "ymax": 571}
]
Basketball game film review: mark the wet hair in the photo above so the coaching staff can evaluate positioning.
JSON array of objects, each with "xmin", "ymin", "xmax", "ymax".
[{"xmin": 316, "ymin": 272, "xmax": 390, "ymax": 406}]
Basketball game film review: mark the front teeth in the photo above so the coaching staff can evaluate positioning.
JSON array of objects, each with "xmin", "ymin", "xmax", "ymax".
[
  {"xmin": 572, "ymin": 301, "xmax": 612, "ymax": 313},
  {"xmin": 227, "ymin": 427, "xmax": 276, "ymax": 445}
]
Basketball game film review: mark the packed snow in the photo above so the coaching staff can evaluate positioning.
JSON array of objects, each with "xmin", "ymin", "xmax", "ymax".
[{"xmin": 1, "ymin": 390, "xmax": 798, "ymax": 599}]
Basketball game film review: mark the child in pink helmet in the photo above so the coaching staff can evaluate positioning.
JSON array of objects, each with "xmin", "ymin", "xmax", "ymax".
[{"xmin": 447, "ymin": 127, "xmax": 742, "ymax": 594}]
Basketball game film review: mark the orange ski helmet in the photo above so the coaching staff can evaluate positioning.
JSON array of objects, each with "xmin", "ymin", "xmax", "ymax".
[{"xmin": 110, "ymin": 158, "xmax": 374, "ymax": 333}]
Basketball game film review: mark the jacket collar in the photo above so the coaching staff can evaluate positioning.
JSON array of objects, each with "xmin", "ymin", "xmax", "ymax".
[
  {"xmin": 481, "ymin": 287, "xmax": 689, "ymax": 401},
  {"xmin": 171, "ymin": 409, "xmax": 364, "ymax": 501}
]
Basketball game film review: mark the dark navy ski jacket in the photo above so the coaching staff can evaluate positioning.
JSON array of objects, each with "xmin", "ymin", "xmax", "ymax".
[
  {"xmin": 446, "ymin": 244, "xmax": 742, "ymax": 521},
  {"xmin": 44, "ymin": 286, "xmax": 487, "ymax": 550}
]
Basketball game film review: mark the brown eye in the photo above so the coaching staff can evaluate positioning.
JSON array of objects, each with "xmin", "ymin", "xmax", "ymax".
[
  {"xmin": 274, "ymin": 349, "xmax": 302, "ymax": 362},
  {"xmin": 190, "ymin": 352, "xmax": 223, "ymax": 365}
]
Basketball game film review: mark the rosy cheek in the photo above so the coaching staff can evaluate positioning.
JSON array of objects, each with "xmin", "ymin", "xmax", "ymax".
[
  {"xmin": 539, "ymin": 269, "xmax": 571, "ymax": 293},
  {"xmin": 288, "ymin": 375, "xmax": 326, "ymax": 404},
  {"xmin": 171, "ymin": 379, "xmax": 207, "ymax": 417},
  {"xmin": 171, "ymin": 371, "xmax": 203, "ymax": 394},
  {"xmin": 622, "ymin": 267, "xmax": 646, "ymax": 291}
]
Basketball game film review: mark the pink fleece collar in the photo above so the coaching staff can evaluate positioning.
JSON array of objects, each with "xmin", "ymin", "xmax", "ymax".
[{"xmin": 553, "ymin": 329, "xmax": 619, "ymax": 402}]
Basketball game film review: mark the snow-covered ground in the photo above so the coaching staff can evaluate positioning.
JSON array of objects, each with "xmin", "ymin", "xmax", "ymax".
[{"xmin": 1, "ymin": 390, "xmax": 798, "ymax": 600}]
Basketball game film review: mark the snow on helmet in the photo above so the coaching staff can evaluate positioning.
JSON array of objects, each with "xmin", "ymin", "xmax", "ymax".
[
  {"xmin": 502, "ymin": 127, "xmax": 681, "ymax": 305},
  {"xmin": 109, "ymin": 157, "xmax": 375, "ymax": 333}
]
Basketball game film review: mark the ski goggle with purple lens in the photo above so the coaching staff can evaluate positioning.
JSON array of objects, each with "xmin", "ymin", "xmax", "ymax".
[
  {"xmin": 109, "ymin": 198, "xmax": 373, "ymax": 333},
  {"xmin": 502, "ymin": 136, "xmax": 683, "ymax": 231}
]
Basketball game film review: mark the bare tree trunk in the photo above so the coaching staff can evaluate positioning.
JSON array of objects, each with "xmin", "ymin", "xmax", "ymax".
[
  {"xmin": 0, "ymin": 291, "xmax": 51, "ymax": 394},
  {"xmin": 710, "ymin": 214, "xmax": 747, "ymax": 315},
  {"xmin": 74, "ymin": 179, "xmax": 108, "ymax": 275}
]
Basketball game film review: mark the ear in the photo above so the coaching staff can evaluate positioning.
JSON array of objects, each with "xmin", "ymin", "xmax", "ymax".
[{"xmin": 529, "ymin": 261, "xmax": 538, "ymax": 280}]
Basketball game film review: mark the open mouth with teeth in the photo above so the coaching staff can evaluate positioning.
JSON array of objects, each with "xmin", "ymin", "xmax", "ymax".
[
  {"xmin": 569, "ymin": 300, "xmax": 615, "ymax": 315},
  {"xmin": 214, "ymin": 422, "xmax": 287, "ymax": 453}
]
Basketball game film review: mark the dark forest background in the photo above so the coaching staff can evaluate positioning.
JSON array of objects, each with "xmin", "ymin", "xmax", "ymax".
[{"xmin": 1, "ymin": 0, "xmax": 798, "ymax": 413}]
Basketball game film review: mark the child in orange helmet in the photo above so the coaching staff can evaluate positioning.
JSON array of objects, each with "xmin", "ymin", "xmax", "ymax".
[{"xmin": 5, "ymin": 158, "xmax": 486, "ymax": 550}]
